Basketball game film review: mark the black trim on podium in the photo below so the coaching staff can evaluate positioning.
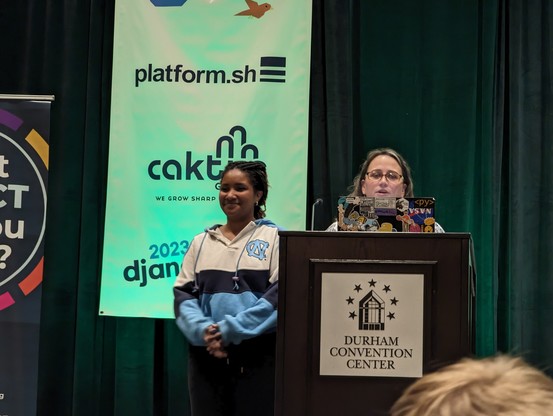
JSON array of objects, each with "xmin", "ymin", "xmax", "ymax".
[{"xmin": 275, "ymin": 231, "xmax": 475, "ymax": 416}]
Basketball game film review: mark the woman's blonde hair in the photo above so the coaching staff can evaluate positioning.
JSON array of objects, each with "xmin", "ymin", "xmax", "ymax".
[{"xmin": 390, "ymin": 355, "xmax": 553, "ymax": 416}]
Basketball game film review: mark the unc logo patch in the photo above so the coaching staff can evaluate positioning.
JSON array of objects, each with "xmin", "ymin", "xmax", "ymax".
[{"xmin": 245, "ymin": 239, "xmax": 269, "ymax": 260}]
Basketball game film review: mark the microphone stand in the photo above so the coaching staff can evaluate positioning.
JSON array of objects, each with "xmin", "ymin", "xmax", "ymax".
[{"xmin": 311, "ymin": 198, "xmax": 323, "ymax": 231}]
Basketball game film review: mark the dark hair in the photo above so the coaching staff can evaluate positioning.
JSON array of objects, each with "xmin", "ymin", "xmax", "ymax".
[
  {"xmin": 348, "ymin": 148, "xmax": 414, "ymax": 197},
  {"xmin": 220, "ymin": 161, "xmax": 269, "ymax": 219}
]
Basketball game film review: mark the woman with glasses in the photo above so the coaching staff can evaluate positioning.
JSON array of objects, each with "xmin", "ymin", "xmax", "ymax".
[
  {"xmin": 350, "ymin": 147, "xmax": 414, "ymax": 199},
  {"xmin": 326, "ymin": 147, "xmax": 444, "ymax": 232}
]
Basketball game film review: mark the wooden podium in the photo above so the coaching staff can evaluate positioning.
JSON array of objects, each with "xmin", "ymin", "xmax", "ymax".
[{"xmin": 275, "ymin": 231, "xmax": 475, "ymax": 416}]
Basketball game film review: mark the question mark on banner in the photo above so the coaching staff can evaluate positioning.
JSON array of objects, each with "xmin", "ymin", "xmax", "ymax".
[{"xmin": 0, "ymin": 245, "xmax": 12, "ymax": 270}]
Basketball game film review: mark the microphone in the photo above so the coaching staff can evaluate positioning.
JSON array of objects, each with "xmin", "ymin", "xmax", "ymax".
[{"xmin": 311, "ymin": 198, "xmax": 323, "ymax": 231}]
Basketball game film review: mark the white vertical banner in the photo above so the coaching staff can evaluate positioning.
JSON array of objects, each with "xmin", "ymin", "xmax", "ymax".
[{"xmin": 100, "ymin": 0, "xmax": 312, "ymax": 318}]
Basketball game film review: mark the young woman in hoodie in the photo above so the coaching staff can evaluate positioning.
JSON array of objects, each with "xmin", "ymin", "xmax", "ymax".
[{"xmin": 173, "ymin": 160, "xmax": 280, "ymax": 416}]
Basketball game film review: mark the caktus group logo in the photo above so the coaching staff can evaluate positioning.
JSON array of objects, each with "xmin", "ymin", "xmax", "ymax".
[
  {"xmin": 0, "ymin": 106, "xmax": 48, "ymax": 311},
  {"xmin": 135, "ymin": 56, "xmax": 287, "ymax": 87},
  {"xmin": 148, "ymin": 125, "xmax": 260, "ymax": 184}
]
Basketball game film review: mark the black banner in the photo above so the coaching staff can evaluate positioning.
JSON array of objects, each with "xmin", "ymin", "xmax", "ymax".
[{"xmin": 0, "ymin": 97, "xmax": 51, "ymax": 416}]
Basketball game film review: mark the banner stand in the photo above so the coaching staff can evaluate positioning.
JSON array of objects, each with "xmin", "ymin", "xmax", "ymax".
[
  {"xmin": 0, "ymin": 94, "xmax": 54, "ymax": 415},
  {"xmin": 100, "ymin": 1, "xmax": 312, "ymax": 318}
]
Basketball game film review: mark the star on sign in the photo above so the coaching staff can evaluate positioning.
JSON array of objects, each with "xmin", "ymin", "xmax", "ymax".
[
  {"xmin": 387, "ymin": 312, "xmax": 396, "ymax": 320},
  {"xmin": 346, "ymin": 296, "xmax": 354, "ymax": 305},
  {"xmin": 390, "ymin": 297, "xmax": 399, "ymax": 305},
  {"xmin": 354, "ymin": 284, "xmax": 362, "ymax": 293},
  {"xmin": 383, "ymin": 285, "xmax": 391, "ymax": 293},
  {"xmin": 349, "ymin": 311, "xmax": 357, "ymax": 320},
  {"xmin": 368, "ymin": 279, "xmax": 377, "ymax": 287}
]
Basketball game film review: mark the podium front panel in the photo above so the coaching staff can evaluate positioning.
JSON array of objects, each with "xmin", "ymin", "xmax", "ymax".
[{"xmin": 275, "ymin": 232, "xmax": 473, "ymax": 416}]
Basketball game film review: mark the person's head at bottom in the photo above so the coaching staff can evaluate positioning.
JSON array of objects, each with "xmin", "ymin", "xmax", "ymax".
[
  {"xmin": 349, "ymin": 148, "xmax": 414, "ymax": 198},
  {"xmin": 390, "ymin": 355, "xmax": 553, "ymax": 416},
  {"xmin": 219, "ymin": 161, "xmax": 269, "ymax": 227}
]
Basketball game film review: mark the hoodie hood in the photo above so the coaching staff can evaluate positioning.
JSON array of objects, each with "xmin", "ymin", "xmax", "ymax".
[
  {"xmin": 254, "ymin": 218, "xmax": 285, "ymax": 230},
  {"xmin": 205, "ymin": 218, "xmax": 284, "ymax": 232}
]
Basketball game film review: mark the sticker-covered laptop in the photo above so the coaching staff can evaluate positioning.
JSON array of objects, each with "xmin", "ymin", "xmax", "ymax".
[{"xmin": 337, "ymin": 196, "xmax": 436, "ymax": 232}]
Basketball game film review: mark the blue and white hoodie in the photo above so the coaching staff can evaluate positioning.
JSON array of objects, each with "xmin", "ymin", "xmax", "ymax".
[{"xmin": 173, "ymin": 219, "xmax": 280, "ymax": 347}]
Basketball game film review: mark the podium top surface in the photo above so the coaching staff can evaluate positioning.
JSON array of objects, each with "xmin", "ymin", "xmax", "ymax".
[{"xmin": 279, "ymin": 231, "xmax": 471, "ymax": 239}]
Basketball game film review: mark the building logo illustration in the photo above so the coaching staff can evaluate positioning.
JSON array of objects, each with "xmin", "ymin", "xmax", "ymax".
[{"xmin": 346, "ymin": 279, "xmax": 400, "ymax": 331}]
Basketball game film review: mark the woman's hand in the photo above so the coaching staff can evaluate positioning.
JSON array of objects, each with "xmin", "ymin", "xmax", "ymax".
[{"xmin": 204, "ymin": 324, "xmax": 228, "ymax": 358}]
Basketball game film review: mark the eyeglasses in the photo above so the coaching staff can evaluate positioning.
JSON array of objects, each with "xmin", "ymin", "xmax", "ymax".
[{"xmin": 365, "ymin": 169, "xmax": 403, "ymax": 183}]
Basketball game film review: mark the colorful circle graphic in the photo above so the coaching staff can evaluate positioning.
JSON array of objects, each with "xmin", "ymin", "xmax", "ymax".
[{"xmin": 0, "ymin": 107, "xmax": 49, "ymax": 311}]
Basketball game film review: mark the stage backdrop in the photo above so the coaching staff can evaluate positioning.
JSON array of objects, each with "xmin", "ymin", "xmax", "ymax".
[
  {"xmin": 100, "ymin": 0, "xmax": 312, "ymax": 318},
  {"xmin": 0, "ymin": 96, "xmax": 51, "ymax": 416}
]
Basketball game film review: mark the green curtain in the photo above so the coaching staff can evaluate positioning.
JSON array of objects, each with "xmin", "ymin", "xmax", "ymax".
[
  {"xmin": 2, "ymin": 1, "xmax": 190, "ymax": 415},
  {"xmin": 357, "ymin": 0, "xmax": 499, "ymax": 357},
  {"xmin": 310, "ymin": 0, "xmax": 498, "ymax": 356},
  {"xmin": 494, "ymin": 0, "xmax": 553, "ymax": 373},
  {"xmin": 0, "ymin": 0, "xmax": 551, "ymax": 415}
]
